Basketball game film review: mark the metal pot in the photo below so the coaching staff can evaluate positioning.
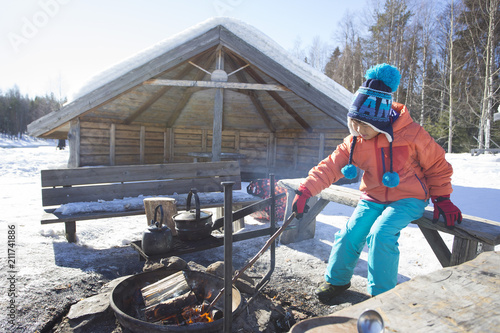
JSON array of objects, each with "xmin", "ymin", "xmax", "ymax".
[
  {"xmin": 142, "ymin": 205, "xmax": 173, "ymax": 255},
  {"xmin": 173, "ymin": 189, "xmax": 213, "ymax": 241}
]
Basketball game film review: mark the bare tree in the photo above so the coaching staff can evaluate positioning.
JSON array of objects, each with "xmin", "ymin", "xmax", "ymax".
[
  {"xmin": 447, "ymin": 0, "xmax": 456, "ymax": 153},
  {"xmin": 478, "ymin": 0, "xmax": 499, "ymax": 150}
]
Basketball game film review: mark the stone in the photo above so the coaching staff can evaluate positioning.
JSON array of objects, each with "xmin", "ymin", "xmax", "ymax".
[
  {"xmin": 187, "ymin": 260, "xmax": 206, "ymax": 272},
  {"xmin": 66, "ymin": 292, "xmax": 110, "ymax": 320},
  {"xmin": 143, "ymin": 256, "xmax": 187, "ymax": 272},
  {"xmin": 99, "ymin": 275, "xmax": 131, "ymax": 294},
  {"xmin": 206, "ymin": 261, "xmax": 254, "ymax": 283},
  {"xmin": 206, "ymin": 261, "xmax": 256, "ymax": 294}
]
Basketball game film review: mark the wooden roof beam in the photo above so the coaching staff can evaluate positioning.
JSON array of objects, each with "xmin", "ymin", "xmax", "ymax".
[
  {"xmin": 144, "ymin": 79, "xmax": 289, "ymax": 92},
  {"xmin": 228, "ymin": 51, "xmax": 313, "ymax": 133},
  {"xmin": 225, "ymin": 53, "xmax": 276, "ymax": 132},
  {"xmin": 124, "ymin": 86, "xmax": 170, "ymax": 125},
  {"xmin": 165, "ymin": 52, "xmax": 217, "ymax": 127},
  {"xmin": 124, "ymin": 50, "xmax": 214, "ymax": 125},
  {"xmin": 165, "ymin": 87, "xmax": 201, "ymax": 128}
]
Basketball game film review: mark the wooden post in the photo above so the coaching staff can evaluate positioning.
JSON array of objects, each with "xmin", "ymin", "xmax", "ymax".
[
  {"xmin": 293, "ymin": 140, "xmax": 299, "ymax": 171},
  {"xmin": 144, "ymin": 198, "xmax": 177, "ymax": 236},
  {"xmin": 67, "ymin": 119, "xmax": 80, "ymax": 167},
  {"xmin": 212, "ymin": 47, "xmax": 224, "ymax": 162},
  {"xmin": 110, "ymin": 123, "xmax": 116, "ymax": 166},
  {"xmin": 163, "ymin": 130, "xmax": 168, "ymax": 163},
  {"xmin": 140, "ymin": 126, "xmax": 146, "ymax": 164},
  {"xmin": 202, "ymin": 129, "xmax": 208, "ymax": 152},
  {"xmin": 450, "ymin": 238, "xmax": 478, "ymax": 266},
  {"xmin": 319, "ymin": 133, "xmax": 325, "ymax": 161},
  {"xmin": 280, "ymin": 189, "xmax": 326, "ymax": 244},
  {"xmin": 65, "ymin": 221, "xmax": 76, "ymax": 243}
]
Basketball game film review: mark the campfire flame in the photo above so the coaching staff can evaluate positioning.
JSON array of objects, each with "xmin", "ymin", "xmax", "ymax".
[
  {"xmin": 183, "ymin": 304, "xmax": 214, "ymax": 324},
  {"xmin": 159, "ymin": 303, "xmax": 217, "ymax": 325}
]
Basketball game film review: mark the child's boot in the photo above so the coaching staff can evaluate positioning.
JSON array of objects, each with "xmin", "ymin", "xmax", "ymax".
[{"xmin": 315, "ymin": 281, "xmax": 351, "ymax": 302}]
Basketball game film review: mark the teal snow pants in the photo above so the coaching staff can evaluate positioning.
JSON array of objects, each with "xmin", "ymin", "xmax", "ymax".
[{"xmin": 325, "ymin": 198, "xmax": 428, "ymax": 296}]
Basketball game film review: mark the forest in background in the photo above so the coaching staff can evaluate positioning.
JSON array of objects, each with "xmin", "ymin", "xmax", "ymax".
[
  {"xmin": 1, "ymin": 0, "xmax": 499, "ymax": 153},
  {"xmin": 292, "ymin": 0, "xmax": 500, "ymax": 153}
]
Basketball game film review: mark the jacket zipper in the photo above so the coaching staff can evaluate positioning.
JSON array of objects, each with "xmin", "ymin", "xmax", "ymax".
[
  {"xmin": 378, "ymin": 137, "xmax": 389, "ymax": 202},
  {"xmin": 414, "ymin": 174, "xmax": 428, "ymax": 197}
]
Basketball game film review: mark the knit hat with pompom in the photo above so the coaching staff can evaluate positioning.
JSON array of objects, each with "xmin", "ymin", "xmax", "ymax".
[{"xmin": 341, "ymin": 63, "xmax": 401, "ymax": 188}]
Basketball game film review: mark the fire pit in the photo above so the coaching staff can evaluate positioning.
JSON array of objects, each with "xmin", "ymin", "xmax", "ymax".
[{"xmin": 110, "ymin": 268, "xmax": 242, "ymax": 333}]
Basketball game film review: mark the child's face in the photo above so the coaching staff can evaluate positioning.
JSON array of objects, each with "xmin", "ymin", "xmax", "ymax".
[{"xmin": 349, "ymin": 118, "xmax": 380, "ymax": 140}]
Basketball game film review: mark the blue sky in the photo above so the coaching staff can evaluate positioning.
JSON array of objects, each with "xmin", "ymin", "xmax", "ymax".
[{"xmin": 0, "ymin": 0, "xmax": 367, "ymax": 98}]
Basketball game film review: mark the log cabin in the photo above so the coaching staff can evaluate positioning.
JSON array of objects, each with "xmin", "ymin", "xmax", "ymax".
[{"xmin": 27, "ymin": 18, "xmax": 353, "ymax": 180}]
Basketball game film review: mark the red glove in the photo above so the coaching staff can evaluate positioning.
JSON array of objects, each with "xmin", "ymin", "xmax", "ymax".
[
  {"xmin": 292, "ymin": 184, "xmax": 312, "ymax": 219},
  {"xmin": 432, "ymin": 195, "xmax": 462, "ymax": 228}
]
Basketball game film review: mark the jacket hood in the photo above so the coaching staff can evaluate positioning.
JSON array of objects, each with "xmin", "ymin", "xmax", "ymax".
[{"xmin": 391, "ymin": 102, "xmax": 413, "ymax": 133}]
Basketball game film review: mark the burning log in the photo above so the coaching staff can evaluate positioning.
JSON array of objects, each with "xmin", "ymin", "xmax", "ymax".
[
  {"xmin": 144, "ymin": 290, "xmax": 198, "ymax": 322},
  {"xmin": 141, "ymin": 271, "xmax": 190, "ymax": 308},
  {"xmin": 140, "ymin": 270, "xmax": 225, "ymax": 325}
]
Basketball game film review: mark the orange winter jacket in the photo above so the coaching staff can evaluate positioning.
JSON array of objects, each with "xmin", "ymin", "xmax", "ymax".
[{"xmin": 302, "ymin": 103, "xmax": 453, "ymax": 203}]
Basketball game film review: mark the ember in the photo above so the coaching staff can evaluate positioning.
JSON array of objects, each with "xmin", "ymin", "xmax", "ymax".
[{"xmin": 158, "ymin": 302, "xmax": 223, "ymax": 326}]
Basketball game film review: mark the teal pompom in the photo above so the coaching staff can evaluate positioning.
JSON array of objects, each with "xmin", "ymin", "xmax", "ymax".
[
  {"xmin": 341, "ymin": 164, "xmax": 357, "ymax": 179},
  {"xmin": 365, "ymin": 63, "xmax": 401, "ymax": 92},
  {"xmin": 382, "ymin": 171, "xmax": 400, "ymax": 188}
]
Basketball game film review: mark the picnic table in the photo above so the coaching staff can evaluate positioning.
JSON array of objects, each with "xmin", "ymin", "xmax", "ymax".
[{"xmin": 300, "ymin": 251, "xmax": 500, "ymax": 332}]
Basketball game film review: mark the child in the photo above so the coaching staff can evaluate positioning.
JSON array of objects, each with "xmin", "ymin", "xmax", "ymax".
[{"xmin": 292, "ymin": 63, "xmax": 462, "ymax": 301}]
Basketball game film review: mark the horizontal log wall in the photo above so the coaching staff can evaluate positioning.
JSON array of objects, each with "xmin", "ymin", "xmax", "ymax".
[
  {"xmin": 76, "ymin": 121, "xmax": 349, "ymax": 179},
  {"xmin": 274, "ymin": 130, "xmax": 348, "ymax": 178}
]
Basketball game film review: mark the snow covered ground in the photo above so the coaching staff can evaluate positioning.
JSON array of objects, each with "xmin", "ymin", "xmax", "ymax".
[{"xmin": 0, "ymin": 134, "xmax": 499, "ymax": 332}]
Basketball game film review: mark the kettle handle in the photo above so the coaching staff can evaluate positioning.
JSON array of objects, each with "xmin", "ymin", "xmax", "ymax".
[
  {"xmin": 186, "ymin": 189, "xmax": 201, "ymax": 221},
  {"xmin": 153, "ymin": 204, "xmax": 164, "ymax": 228}
]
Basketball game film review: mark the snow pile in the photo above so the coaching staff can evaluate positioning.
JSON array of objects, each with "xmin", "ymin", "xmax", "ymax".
[
  {"xmin": 69, "ymin": 17, "xmax": 352, "ymax": 108},
  {"xmin": 54, "ymin": 191, "xmax": 259, "ymax": 215},
  {"xmin": 0, "ymin": 133, "xmax": 56, "ymax": 148}
]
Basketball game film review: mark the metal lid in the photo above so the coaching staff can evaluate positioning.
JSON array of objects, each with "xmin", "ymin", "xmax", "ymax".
[
  {"xmin": 147, "ymin": 221, "xmax": 170, "ymax": 232},
  {"xmin": 174, "ymin": 209, "xmax": 212, "ymax": 222}
]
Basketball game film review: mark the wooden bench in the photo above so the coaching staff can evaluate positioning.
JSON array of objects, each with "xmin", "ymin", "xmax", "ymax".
[
  {"xmin": 470, "ymin": 148, "xmax": 500, "ymax": 156},
  {"xmin": 41, "ymin": 161, "xmax": 260, "ymax": 242},
  {"xmin": 278, "ymin": 178, "xmax": 500, "ymax": 267}
]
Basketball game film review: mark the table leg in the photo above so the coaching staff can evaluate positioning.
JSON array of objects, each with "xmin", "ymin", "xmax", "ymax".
[
  {"xmin": 450, "ymin": 237, "xmax": 478, "ymax": 266},
  {"xmin": 280, "ymin": 190, "xmax": 329, "ymax": 244},
  {"xmin": 65, "ymin": 221, "xmax": 76, "ymax": 243},
  {"xmin": 418, "ymin": 226, "xmax": 451, "ymax": 267}
]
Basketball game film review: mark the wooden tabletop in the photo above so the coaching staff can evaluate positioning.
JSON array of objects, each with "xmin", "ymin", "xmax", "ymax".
[{"xmin": 325, "ymin": 251, "xmax": 500, "ymax": 332}]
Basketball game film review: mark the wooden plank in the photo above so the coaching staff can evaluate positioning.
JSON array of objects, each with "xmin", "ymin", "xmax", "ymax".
[
  {"xmin": 125, "ymin": 55, "xmax": 212, "ymax": 127},
  {"xmin": 450, "ymin": 238, "xmax": 478, "ymax": 266},
  {"xmin": 110, "ymin": 123, "xmax": 116, "ymax": 166},
  {"xmin": 318, "ymin": 133, "xmax": 325, "ymax": 160},
  {"xmin": 80, "ymin": 121, "xmax": 112, "ymax": 130},
  {"xmin": 144, "ymin": 78, "xmax": 290, "ymax": 91},
  {"xmin": 41, "ymin": 161, "xmax": 241, "ymax": 187},
  {"xmin": 68, "ymin": 119, "xmax": 80, "ymax": 168},
  {"xmin": 225, "ymin": 53, "xmax": 276, "ymax": 132},
  {"xmin": 212, "ymin": 88, "xmax": 223, "ymax": 162},
  {"xmin": 124, "ymin": 86, "xmax": 172, "ymax": 124},
  {"xmin": 330, "ymin": 251, "xmax": 500, "ymax": 332},
  {"xmin": 42, "ymin": 175, "xmax": 241, "ymax": 206},
  {"xmin": 79, "ymin": 128, "xmax": 110, "ymax": 139},
  {"xmin": 227, "ymin": 53, "xmax": 313, "ymax": 133},
  {"xmin": 140, "ymin": 126, "xmax": 145, "ymax": 164}
]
